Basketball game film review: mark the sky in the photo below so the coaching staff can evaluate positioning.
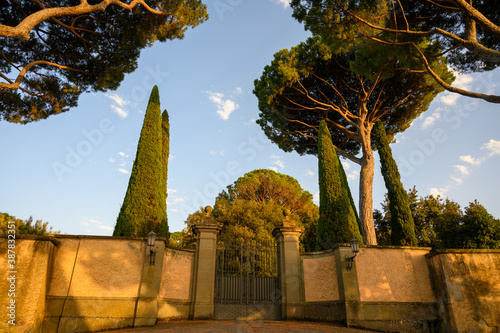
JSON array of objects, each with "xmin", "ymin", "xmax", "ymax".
[{"xmin": 1, "ymin": 1, "xmax": 500, "ymax": 236}]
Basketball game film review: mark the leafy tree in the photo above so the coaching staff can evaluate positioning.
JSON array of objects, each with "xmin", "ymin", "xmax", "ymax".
[
  {"xmin": 0, "ymin": 0, "xmax": 208, "ymax": 123},
  {"xmin": 254, "ymin": 37, "xmax": 452, "ymax": 245},
  {"xmin": 373, "ymin": 119, "xmax": 417, "ymax": 246},
  {"xmin": 0, "ymin": 212, "xmax": 59, "ymax": 235},
  {"xmin": 185, "ymin": 169, "xmax": 319, "ymax": 252},
  {"xmin": 375, "ymin": 189, "xmax": 499, "ymax": 249},
  {"xmin": 113, "ymin": 86, "xmax": 168, "ymax": 238},
  {"xmin": 439, "ymin": 200, "xmax": 500, "ymax": 249},
  {"xmin": 290, "ymin": 0, "xmax": 500, "ymax": 103},
  {"xmin": 316, "ymin": 120, "xmax": 363, "ymax": 250}
]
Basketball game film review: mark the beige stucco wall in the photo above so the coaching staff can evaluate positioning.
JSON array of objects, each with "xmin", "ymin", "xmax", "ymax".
[
  {"xmin": 159, "ymin": 248, "xmax": 193, "ymax": 300},
  {"xmin": 356, "ymin": 247, "xmax": 436, "ymax": 303},
  {"xmin": 0, "ymin": 237, "xmax": 56, "ymax": 333},
  {"xmin": 301, "ymin": 252, "xmax": 339, "ymax": 302},
  {"xmin": 67, "ymin": 238, "xmax": 145, "ymax": 298},
  {"xmin": 428, "ymin": 250, "xmax": 500, "ymax": 333}
]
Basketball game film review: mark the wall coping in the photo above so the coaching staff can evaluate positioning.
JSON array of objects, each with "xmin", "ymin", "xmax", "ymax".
[
  {"xmin": 301, "ymin": 244, "xmax": 432, "ymax": 257},
  {"xmin": 0, "ymin": 233, "xmax": 61, "ymax": 246},
  {"xmin": 427, "ymin": 248, "xmax": 500, "ymax": 258}
]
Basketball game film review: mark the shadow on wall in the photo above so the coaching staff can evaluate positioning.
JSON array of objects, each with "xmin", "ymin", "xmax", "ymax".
[{"xmin": 44, "ymin": 236, "xmax": 147, "ymax": 332}]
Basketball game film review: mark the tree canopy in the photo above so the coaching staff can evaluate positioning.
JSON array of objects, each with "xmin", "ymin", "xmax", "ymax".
[
  {"xmin": 184, "ymin": 169, "xmax": 319, "ymax": 252},
  {"xmin": 0, "ymin": 0, "xmax": 208, "ymax": 123},
  {"xmin": 374, "ymin": 187, "xmax": 500, "ymax": 249},
  {"xmin": 290, "ymin": 0, "xmax": 500, "ymax": 103},
  {"xmin": 253, "ymin": 37, "xmax": 452, "ymax": 244},
  {"xmin": 0, "ymin": 212, "xmax": 59, "ymax": 235}
]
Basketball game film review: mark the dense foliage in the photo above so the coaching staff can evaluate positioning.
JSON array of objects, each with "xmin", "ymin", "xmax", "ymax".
[
  {"xmin": 184, "ymin": 169, "xmax": 319, "ymax": 252},
  {"xmin": 0, "ymin": 212, "xmax": 59, "ymax": 235},
  {"xmin": 290, "ymin": 0, "xmax": 500, "ymax": 103},
  {"xmin": 0, "ymin": 0, "xmax": 208, "ymax": 123},
  {"xmin": 375, "ymin": 188, "xmax": 500, "ymax": 249},
  {"xmin": 253, "ymin": 36, "xmax": 452, "ymax": 244},
  {"xmin": 373, "ymin": 120, "xmax": 417, "ymax": 246},
  {"xmin": 316, "ymin": 121, "xmax": 363, "ymax": 249},
  {"xmin": 113, "ymin": 86, "xmax": 169, "ymax": 238}
]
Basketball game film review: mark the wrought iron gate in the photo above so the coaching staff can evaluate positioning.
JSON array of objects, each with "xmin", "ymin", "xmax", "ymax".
[{"xmin": 214, "ymin": 238, "xmax": 281, "ymax": 320}]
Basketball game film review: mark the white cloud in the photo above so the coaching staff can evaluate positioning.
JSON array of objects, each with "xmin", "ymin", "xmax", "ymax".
[
  {"xmin": 111, "ymin": 105, "xmax": 128, "ymax": 118},
  {"xmin": 235, "ymin": 87, "xmax": 243, "ymax": 94},
  {"xmin": 454, "ymin": 164, "xmax": 470, "ymax": 176},
  {"xmin": 439, "ymin": 72, "xmax": 475, "ymax": 106},
  {"xmin": 98, "ymin": 225, "xmax": 113, "ymax": 231},
  {"xmin": 209, "ymin": 150, "xmax": 224, "ymax": 156},
  {"xmin": 118, "ymin": 168, "xmax": 129, "ymax": 174},
  {"xmin": 168, "ymin": 197, "xmax": 187, "ymax": 205},
  {"xmin": 167, "ymin": 189, "xmax": 177, "ymax": 195},
  {"xmin": 347, "ymin": 170, "xmax": 360, "ymax": 181},
  {"xmin": 207, "ymin": 91, "xmax": 239, "ymax": 120},
  {"xmin": 482, "ymin": 139, "xmax": 500, "ymax": 157},
  {"xmin": 109, "ymin": 157, "xmax": 116, "ymax": 163},
  {"xmin": 105, "ymin": 93, "xmax": 129, "ymax": 107},
  {"xmin": 305, "ymin": 169, "xmax": 315, "ymax": 177},
  {"xmin": 342, "ymin": 161, "xmax": 351, "ymax": 171},
  {"xmin": 451, "ymin": 176, "xmax": 463, "ymax": 184},
  {"xmin": 171, "ymin": 208, "xmax": 179, "ymax": 213},
  {"xmin": 272, "ymin": 0, "xmax": 290, "ymax": 9},
  {"xmin": 118, "ymin": 152, "xmax": 128, "ymax": 157},
  {"xmin": 271, "ymin": 155, "xmax": 285, "ymax": 170},
  {"xmin": 269, "ymin": 166, "xmax": 278, "ymax": 172},
  {"xmin": 430, "ymin": 187, "xmax": 448, "ymax": 197},
  {"xmin": 313, "ymin": 191, "xmax": 320, "ymax": 204},
  {"xmin": 120, "ymin": 162, "xmax": 127, "ymax": 167},
  {"xmin": 422, "ymin": 112, "xmax": 441, "ymax": 129},
  {"xmin": 459, "ymin": 155, "xmax": 482, "ymax": 166}
]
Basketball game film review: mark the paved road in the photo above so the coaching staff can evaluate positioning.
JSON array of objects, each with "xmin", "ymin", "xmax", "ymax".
[{"xmin": 104, "ymin": 321, "xmax": 376, "ymax": 333}]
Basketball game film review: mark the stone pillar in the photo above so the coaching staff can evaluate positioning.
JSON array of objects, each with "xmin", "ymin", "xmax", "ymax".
[
  {"xmin": 272, "ymin": 209, "xmax": 304, "ymax": 320},
  {"xmin": 134, "ymin": 237, "xmax": 166, "ymax": 327},
  {"xmin": 190, "ymin": 207, "xmax": 221, "ymax": 319},
  {"xmin": 334, "ymin": 244, "xmax": 361, "ymax": 326}
]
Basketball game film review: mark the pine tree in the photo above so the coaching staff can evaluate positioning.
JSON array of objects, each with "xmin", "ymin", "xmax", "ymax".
[
  {"xmin": 113, "ymin": 86, "xmax": 168, "ymax": 237},
  {"xmin": 373, "ymin": 120, "xmax": 417, "ymax": 246},
  {"xmin": 316, "ymin": 120, "xmax": 363, "ymax": 250}
]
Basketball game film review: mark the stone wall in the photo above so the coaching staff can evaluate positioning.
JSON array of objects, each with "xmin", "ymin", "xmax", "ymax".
[
  {"xmin": 1, "ymin": 234, "xmax": 498, "ymax": 333},
  {"xmin": 428, "ymin": 249, "xmax": 500, "ymax": 333},
  {"xmin": 0, "ymin": 236, "xmax": 58, "ymax": 333}
]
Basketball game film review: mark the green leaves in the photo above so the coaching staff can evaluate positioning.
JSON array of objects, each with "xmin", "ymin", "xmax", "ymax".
[
  {"xmin": 0, "ymin": 1, "xmax": 208, "ymax": 123},
  {"xmin": 114, "ymin": 86, "xmax": 169, "ymax": 238},
  {"xmin": 316, "ymin": 120, "xmax": 363, "ymax": 249},
  {"xmin": 373, "ymin": 119, "xmax": 417, "ymax": 246}
]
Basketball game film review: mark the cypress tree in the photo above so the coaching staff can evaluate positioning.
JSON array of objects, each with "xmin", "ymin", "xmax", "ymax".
[
  {"xmin": 373, "ymin": 120, "xmax": 417, "ymax": 246},
  {"xmin": 316, "ymin": 120, "xmax": 363, "ymax": 250},
  {"xmin": 113, "ymin": 86, "xmax": 168, "ymax": 237},
  {"xmin": 157, "ymin": 110, "xmax": 170, "ymax": 237}
]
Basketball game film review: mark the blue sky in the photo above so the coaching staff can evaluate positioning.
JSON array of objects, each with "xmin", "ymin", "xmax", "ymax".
[{"xmin": 1, "ymin": 1, "xmax": 500, "ymax": 235}]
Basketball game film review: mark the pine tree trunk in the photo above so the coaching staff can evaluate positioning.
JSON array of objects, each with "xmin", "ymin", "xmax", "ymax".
[{"xmin": 358, "ymin": 124, "xmax": 377, "ymax": 245}]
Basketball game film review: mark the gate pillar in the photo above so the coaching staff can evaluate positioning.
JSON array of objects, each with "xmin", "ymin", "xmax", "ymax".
[
  {"xmin": 272, "ymin": 210, "xmax": 304, "ymax": 320},
  {"xmin": 191, "ymin": 207, "xmax": 222, "ymax": 319}
]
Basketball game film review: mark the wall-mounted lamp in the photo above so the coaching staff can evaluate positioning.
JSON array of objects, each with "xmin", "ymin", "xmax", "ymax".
[
  {"xmin": 147, "ymin": 230, "xmax": 156, "ymax": 266},
  {"xmin": 345, "ymin": 238, "xmax": 360, "ymax": 271}
]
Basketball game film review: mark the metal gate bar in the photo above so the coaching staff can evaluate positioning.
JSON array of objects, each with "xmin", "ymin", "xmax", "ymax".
[{"xmin": 214, "ymin": 238, "xmax": 281, "ymax": 320}]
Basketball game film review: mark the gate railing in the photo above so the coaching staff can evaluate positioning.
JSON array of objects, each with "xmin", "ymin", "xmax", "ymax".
[{"xmin": 214, "ymin": 238, "xmax": 280, "ymax": 305}]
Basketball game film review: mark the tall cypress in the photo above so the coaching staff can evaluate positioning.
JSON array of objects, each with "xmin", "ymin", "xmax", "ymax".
[
  {"xmin": 157, "ymin": 110, "xmax": 170, "ymax": 237},
  {"xmin": 373, "ymin": 120, "xmax": 417, "ymax": 246},
  {"xmin": 316, "ymin": 120, "xmax": 363, "ymax": 250},
  {"xmin": 113, "ymin": 86, "xmax": 168, "ymax": 237}
]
